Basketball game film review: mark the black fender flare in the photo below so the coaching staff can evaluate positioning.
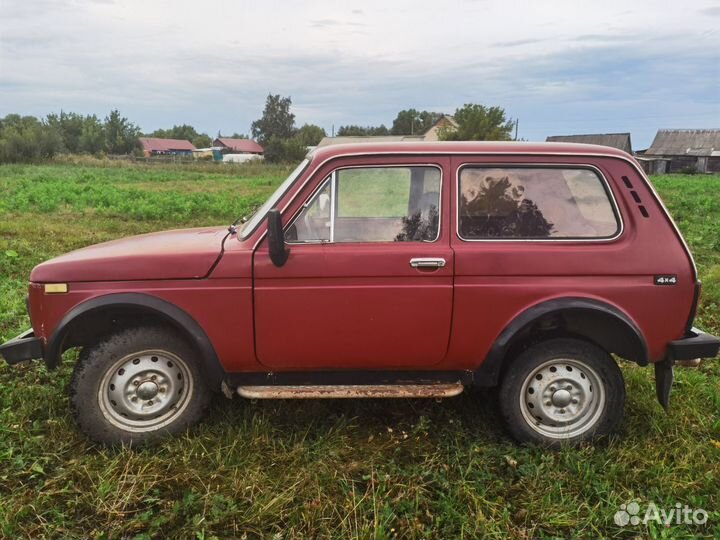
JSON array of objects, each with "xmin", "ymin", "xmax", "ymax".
[
  {"xmin": 45, "ymin": 292, "xmax": 226, "ymax": 389},
  {"xmin": 473, "ymin": 297, "xmax": 649, "ymax": 386}
]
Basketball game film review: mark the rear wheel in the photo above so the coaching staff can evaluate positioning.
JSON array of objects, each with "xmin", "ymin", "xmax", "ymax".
[
  {"xmin": 70, "ymin": 327, "xmax": 211, "ymax": 445},
  {"xmin": 498, "ymin": 338, "xmax": 625, "ymax": 447}
]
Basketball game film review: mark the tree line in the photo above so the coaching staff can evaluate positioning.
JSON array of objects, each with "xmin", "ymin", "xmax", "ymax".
[
  {"xmin": 0, "ymin": 97, "xmax": 514, "ymax": 164},
  {"xmin": 0, "ymin": 110, "xmax": 141, "ymax": 163},
  {"xmin": 251, "ymin": 95, "xmax": 515, "ymax": 161},
  {"xmin": 338, "ymin": 104, "xmax": 515, "ymax": 141},
  {"xmin": 0, "ymin": 111, "xmax": 241, "ymax": 163}
]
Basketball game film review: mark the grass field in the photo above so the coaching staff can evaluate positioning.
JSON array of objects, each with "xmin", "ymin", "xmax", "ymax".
[{"xmin": 0, "ymin": 162, "xmax": 718, "ymax": 539}]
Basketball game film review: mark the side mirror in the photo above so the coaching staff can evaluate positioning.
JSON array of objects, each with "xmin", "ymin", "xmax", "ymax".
[{"xmin": 267, "ymin": 208, "xmax": 289, "ymax": 267}]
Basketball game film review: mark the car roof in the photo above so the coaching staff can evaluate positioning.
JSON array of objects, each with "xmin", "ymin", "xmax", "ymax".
[{"xmin": 308, "ymin": 141, "xmax": 633, "ymax": 162}]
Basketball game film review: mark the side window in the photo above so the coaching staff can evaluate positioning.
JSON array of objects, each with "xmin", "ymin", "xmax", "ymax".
[
  {"xmin": 286, "ymin": 166, "xmax": 441, "ymax": 243},
  {"xmin": 458, "ymin": 167, "xmax": 620, "ymax": 240}
]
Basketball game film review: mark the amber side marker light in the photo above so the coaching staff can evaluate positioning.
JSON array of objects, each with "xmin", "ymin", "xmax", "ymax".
[{"xmin": 44, "ymin": 283, "xmax": 68, "ymax": 294}]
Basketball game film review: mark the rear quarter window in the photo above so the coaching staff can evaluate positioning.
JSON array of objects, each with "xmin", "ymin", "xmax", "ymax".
[{"xmin": 457, "ymin": 166, "xmax": 621, "ymax": 240}]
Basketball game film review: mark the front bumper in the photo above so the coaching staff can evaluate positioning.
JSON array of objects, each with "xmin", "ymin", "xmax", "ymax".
[
  {"xmin": 0, "ymin": 329, "xmax": 44, "ymax": 365},
  {"xmin": 655, "ymin": 327, "xmax": 719, "ymax": 410}
]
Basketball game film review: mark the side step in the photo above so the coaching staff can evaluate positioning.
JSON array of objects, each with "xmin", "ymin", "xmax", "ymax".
[{"xmin": 236, "ymin": 382, "xmax": 464, "ymax": 400}]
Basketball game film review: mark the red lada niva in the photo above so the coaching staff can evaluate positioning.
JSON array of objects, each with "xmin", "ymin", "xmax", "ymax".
[{"xmin": 2, "ymin": 142, "xmax": 718, "ymax": 446}]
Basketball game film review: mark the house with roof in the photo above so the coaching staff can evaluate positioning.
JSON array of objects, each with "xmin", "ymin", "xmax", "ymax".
[
  {"xmin": 213, "ymin": 138, "xmax": 264, "ymax": 155},
  {"xmin": 546, "ymin": 133, "xmax": 632, "ymax": 154},
  {"xmin": 643, "ymin": 129, "xmax": 720, "ymax": 173},
  {"xmin": 422, "ymin": 115, "xmax": 459, "ymax": 141},
  {"xmin": 139, "ymin": 137, "xmax": 196, "ymax": 156}
]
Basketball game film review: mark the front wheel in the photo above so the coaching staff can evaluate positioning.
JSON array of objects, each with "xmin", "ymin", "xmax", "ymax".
[
  {"xmin": 70, "ymin": 326, "xmax": 211, "ymax": 445},
  {"xmin": 498, "ymin": 338, "xmax": 625, "ymax": 447}
]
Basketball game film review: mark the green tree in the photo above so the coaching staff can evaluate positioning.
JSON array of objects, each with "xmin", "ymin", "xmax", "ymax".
[
  {"xmin": 439, "ymin": 104, "xmax": 514, "ymax": 141},
  {"xmin": 46, "ymin": 111, "xmax": 85, "ymax": 153},
  {"xmin": 104, "ymin": 109, "xmax": 140, "ymax": 154},
  {"xmin": 337, "ymin": 125, "xmax": 363, "ymax": 136},
  {"xmin": 391, "ymin": 109, "xmax": 442, "ymax": 135},
  {"xmin": 0, "ymin": 114, "xmax": 63, "ymax": 163},
  {"xmin": 194, "ymin": 134, "xmax": 212, "ymax": 148},
  {"xmin": 47, "ymin": 112, "xmax": 112, "ymax": 154},
  {"xmin": 251, "ymin": 94, "xmax": 296, "ymax": 145},
  {"xmin": 79, "ymin": 115, "xmax": 105, "ymax": 154},
  {"xmin": 295, "ymin": 123, "xmax": 326, "ymax": 146},
  {"xmin": 263, "ymin": 136, "xmax": 307, "ymax": 164},
  {"xmin": 150, "ymin": 124, "xmax": 212, "ymax": 148},
  {"xmin": 336, "ymin": 124, "xmax": 389, "ymax": 136}
]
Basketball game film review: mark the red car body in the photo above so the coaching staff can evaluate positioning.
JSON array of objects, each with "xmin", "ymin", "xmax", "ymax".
[{"xmin": 3, "ymin": 142, "xmax": 718, "ymax": 412}]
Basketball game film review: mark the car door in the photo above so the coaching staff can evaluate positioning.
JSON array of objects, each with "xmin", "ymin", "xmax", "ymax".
[{"xmin": 253, "ymin": 159, "xmax": 454, "ymax": 370}]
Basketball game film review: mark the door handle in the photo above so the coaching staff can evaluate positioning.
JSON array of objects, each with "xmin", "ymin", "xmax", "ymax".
[{"xmin": 409, "ymin": 257, "xmax": 446, "ymax": 268}]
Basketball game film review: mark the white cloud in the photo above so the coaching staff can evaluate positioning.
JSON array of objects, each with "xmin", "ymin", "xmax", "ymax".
[{"xmin": 0, "ymin": 0, "xmax": 718, "ymax": 146}]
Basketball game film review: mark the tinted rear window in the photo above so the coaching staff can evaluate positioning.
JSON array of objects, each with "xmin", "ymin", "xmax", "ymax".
[{"xmin": 458, "ymin": 167, "xmax": 620, "ymax": 240}]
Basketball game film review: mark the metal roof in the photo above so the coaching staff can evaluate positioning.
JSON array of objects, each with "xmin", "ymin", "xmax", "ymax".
[
  {"xmin": 645, "ymin": 129, "xmax": 720, "ymax": 157},
  {"xmin": 139, "ymin": 137, "xmax": 196, "ymax": 152},
  {"xmin": 546, "ymin": 133, "xmax": 632, "ymax": 153},
  {"xmin": 214, "ymin": 138, "xmax": 264, "ymax": 153}
]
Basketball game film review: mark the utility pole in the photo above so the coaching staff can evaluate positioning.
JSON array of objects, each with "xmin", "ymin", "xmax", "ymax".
[
  {"xmin": 411, "ymin": 112, "xmax": 420, "ymax": 136},
  {"xmin": 514, "ymin": 119, "xmax": 519, "ymax": 141}
]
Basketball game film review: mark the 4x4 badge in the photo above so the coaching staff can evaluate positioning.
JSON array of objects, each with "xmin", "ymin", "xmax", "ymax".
[{"xmin": 654, "ymin": 275, "xmax": 678, "ymax": 285}]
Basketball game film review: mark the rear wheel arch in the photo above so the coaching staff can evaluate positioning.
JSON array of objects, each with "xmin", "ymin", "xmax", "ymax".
[
  {"xmin": 46, "ymin": 292, "xmax": 226, "ymax": 390},
  {"xmin": 474, "ymin": 297, "xmax": 648, "ymax": 387}
]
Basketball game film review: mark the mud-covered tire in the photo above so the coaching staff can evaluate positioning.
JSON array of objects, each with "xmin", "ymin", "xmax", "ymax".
[
  {"xmin": 498, "ymin": 338, "xmax": 625, "ymax": 447},
  {"xmin": 70, "ymin": 326, "xmax": 211, "ymax": 445}
]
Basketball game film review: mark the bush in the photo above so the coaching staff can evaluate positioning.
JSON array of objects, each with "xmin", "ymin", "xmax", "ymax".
[
  {"xmin": 0, "ymin": 115, "xmax": 63, "ymax": 163},
  {"xmin": 263, "ymin": 136, "xmax": 308, "ymax": 164}
]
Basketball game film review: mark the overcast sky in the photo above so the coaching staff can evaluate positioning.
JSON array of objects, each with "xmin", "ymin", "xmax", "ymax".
[{"xmin": 1, "ymin": 0, "xmax": 718, "ymax": 148}]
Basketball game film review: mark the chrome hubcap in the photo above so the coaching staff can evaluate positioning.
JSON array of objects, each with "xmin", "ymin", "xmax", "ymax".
[
  {"xmin": 137, "ymin": 381, "xmax": 159, "ymax": 400},
  {"xmin": 520, "ymin": 358, "xmax": 605, "ymax": 439},
  {"xmin": 98, "ymin": 349, "xmax": 193, "ymax": 432},
  {"xmin": 551, "ymin": 388, "xmax": 572, "ymax": 407}
]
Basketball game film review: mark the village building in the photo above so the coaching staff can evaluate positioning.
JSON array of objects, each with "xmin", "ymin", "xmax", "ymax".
[
  {"xmin": 546, "ymin": 133, "xmax": 632, "ymax": 154},
  {"xmin": 139, "ymin": 137, "xmax": 196, "ymax": 156},
  {"xmin": 422, "ymin": 115, "xmax": 459, "ymax": 141},
  {"xmin": 642, "ymin": 129, "xmax": 720, "ymax": 174},
  {"xmin": 213, "ymin": 138, "xmax": 264, "ymax": 155}
]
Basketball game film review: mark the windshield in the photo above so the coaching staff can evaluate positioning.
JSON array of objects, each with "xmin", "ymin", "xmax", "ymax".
[{"xmin": 239, "ymin": 158, "xmax": 310, "ymax": 239}]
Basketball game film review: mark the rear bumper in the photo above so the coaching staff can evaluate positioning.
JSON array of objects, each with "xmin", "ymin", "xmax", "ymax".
[
  {"xmin": 0, "ymin": 329, "xmax": 44, "ymax": 365},
  {"xmin": 668, "ymin": 327, "xmax": 720, "ymax": 360}
]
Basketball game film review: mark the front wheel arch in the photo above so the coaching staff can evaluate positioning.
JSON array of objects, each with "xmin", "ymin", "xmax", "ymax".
[{"xmin": 46, "ymin": 293, "xmax": 226, "ymax": 391}]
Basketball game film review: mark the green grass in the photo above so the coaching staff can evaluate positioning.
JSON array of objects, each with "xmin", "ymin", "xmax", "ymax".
[{"xmin": 0, "ymin": 165, "xmax": 719, "ymax": 539}]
